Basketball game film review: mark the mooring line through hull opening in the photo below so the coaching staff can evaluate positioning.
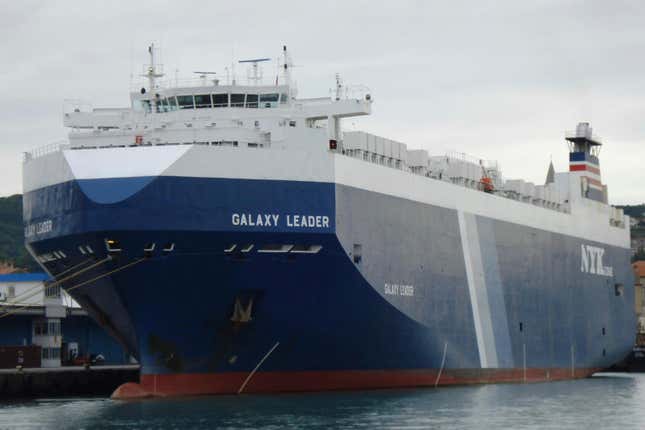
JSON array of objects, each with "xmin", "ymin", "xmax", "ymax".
[{"xmin": 238, "ymin": 341, "xmax": 280, "ymax": 394}]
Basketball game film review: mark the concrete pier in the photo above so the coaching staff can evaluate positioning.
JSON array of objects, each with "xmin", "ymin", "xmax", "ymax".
[{"xmin": 0, "ymin": 365, "xmax": 139, "ymax": 397}]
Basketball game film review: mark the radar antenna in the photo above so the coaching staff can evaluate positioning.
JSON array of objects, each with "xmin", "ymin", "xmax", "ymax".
[
  {"xmin": 238, "ymin": 58, "xmax": 271, "ymax": 85},
  {"xmin": 192, "ymin": 71, "xmax": 218, "ymax": 86}
]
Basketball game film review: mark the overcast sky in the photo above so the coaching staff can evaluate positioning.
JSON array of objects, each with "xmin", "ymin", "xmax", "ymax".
[{"xmin": 1, "ymin": 0, "xmax": 644, "ymax": 204}]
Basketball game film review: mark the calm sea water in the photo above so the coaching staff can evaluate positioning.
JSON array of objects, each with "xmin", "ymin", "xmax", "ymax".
[{"xmin": 1, "ymin": 373, "xmax": 644, "ymax": 429}]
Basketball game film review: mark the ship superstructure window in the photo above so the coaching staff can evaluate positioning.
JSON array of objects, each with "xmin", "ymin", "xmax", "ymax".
[
  {"xmin": 260, "ymin": 93, "xmax": 279, "ymax": 108},
  {"xmin": 280, "ymin": 93, "xmax": 289, "ymax": 104},
  {"xmin": 141, "ymin": 100, "xmax": 152, "ymax": 113},
  {"xmin": 194, "ymin": 94, "xmax": 212, "ymax": 109},
  {"xmin": 168, "ymin": 96, "xmax": 178, "ymax": 111},
  {"xmin": 177, "ymin": 95, "xmax": 195, "ymax": 109},
  {"xmin": 7, "ymin": 286, "xmax": 15, "ymax": 298},
  {"xmin": 231, "ymin": 94, "xmax": 245, "ymax": 107},
  {"xmin": 246, "ymin": 94, "xmax": 258, "ymax": 108},
  {"xmin": 213, "ymin": 94, "xmax": 228, "ymax": 107}
]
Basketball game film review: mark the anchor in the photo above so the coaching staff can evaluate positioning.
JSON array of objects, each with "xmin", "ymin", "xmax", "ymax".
[{"xmin": 230, "ymin": 296, "xmax": 254, "ymax": 323}]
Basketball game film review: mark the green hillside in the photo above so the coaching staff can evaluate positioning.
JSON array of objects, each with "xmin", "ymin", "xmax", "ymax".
[{"xmin": 0, "ymin": 195, "xmax": 39, "ymax": 271}]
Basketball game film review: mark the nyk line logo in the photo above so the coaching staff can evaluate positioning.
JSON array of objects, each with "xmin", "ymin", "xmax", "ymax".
[{"xmin": 581, "ymin": 244, "xmax": 613, "ymax": 277}]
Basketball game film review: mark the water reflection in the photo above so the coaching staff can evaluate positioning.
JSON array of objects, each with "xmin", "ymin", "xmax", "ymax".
[{"xmin": 0, "ymin": 373, "xmax": 642, "ymax": 429}]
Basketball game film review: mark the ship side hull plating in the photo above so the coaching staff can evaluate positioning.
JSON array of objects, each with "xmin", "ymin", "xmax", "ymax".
[{"xmin": 21, "ymin": 149, "xmax": 635, "ymax": 397}]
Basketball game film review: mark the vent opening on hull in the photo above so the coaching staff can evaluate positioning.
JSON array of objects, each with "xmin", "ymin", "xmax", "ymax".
[
  {"xmin": 614, "ymin": 283, "xmax": 624, "ymax": 297},
  {"xmin": 290, "ymin": 245, "xmax": 322, "ymax": 254},
  {"xmin": 163, "ymin": 243, "xmax": 175, "ymax": 253},
  {"xmin": 224, "ymin": 244, "xmax": 237, "ymax": 253},
  {"xmin": 105, "ymin": 239, "xmax": 122, "ymax": 253},
  {"xmin": 144, "ymin": 243, "xmax": 156, "ymax": 258},
  {"xmin": 258, "ymin": 244, "xmax": 294, "ymax": 253},
  {"xmin": 240, "ymin": 244, "xmax": 254, "ymax": 253},
  {"xmin": 352, "ymin": 244, "xmax": 362, "ymax": 264}
]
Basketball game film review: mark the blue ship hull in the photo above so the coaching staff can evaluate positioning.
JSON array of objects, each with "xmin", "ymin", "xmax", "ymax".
[{"xmin": 23, "ymin": 175, "xmax": 635, "ymax": 397}]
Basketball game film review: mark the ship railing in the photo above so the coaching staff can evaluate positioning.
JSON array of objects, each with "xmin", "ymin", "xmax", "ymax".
[
  {"xmin": 340, "ymin": 148, "xmax": 572, "ymax": 215},
  {"xmin": 130, "ymin": 76, "xmax": 287, "ymax": 91},
  {"xmin": 327, "ymin": 85, "xmax": 371, "ymax": 101},
  {"xmin": 446, "ymin": 150, "xmax": 499, "ymax": 169},
  {"xmin": 23, "ymin": 140, "xmax": 70, "ymax": 162},
  {"xmin": 565, "ymin": 130, "xmax": 602, "ymax": 144}
]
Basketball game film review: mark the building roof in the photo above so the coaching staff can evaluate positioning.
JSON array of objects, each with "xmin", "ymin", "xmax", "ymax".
[
  {"xmin": 634, "ymin": 261, "xmax": 645, "ymax": 278},
  {"xmin": 0, "ymin": 273, "xmax": 51, "ymax": 283}
]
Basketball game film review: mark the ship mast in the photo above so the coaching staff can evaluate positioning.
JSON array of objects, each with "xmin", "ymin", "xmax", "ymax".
[{"xmin": 144, "ymin": 43, "xmax": 164, "ymax": 92}]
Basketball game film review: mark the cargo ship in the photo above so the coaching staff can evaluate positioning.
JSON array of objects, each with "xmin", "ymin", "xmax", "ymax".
[{"xmin": 21, "ymin": 46, "xmax": 635, "ymax": 398}]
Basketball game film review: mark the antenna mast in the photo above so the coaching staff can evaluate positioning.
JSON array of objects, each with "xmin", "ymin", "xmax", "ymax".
[
  {"xmin": 283, "ymin": 45, "xmax": 292, "ymax": 87},
  {"xmin": 144, "ymin": 43, "xmax": 164, "ymax": 91},
  {"xmin": 238, "ymin": 58, "xmax": 271, "ymax": 85}
]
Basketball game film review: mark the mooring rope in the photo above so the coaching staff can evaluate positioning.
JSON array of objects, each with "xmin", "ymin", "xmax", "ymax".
[{"xmin": 0, "ymin": 257, "xmax": 145, "ymax": 319}]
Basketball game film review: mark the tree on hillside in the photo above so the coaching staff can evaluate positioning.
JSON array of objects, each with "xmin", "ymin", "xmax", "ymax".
[{"xmin": 0, "ymin": 195, "xmax": 39, "ymax": 271}]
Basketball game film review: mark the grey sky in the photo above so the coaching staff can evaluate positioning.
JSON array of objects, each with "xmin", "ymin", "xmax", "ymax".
[{"xmin": 1, "ymin": 0, "xmax": 644, "ymax": 204}]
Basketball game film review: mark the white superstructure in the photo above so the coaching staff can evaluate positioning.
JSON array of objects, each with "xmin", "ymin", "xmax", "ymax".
[{"xmin": 24, "ymin": 45, "xmax": 629, "ymax": 243}]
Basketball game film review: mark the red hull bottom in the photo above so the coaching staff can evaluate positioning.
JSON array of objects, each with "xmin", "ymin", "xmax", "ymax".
[{"xmin": 112, "ymin": 367, "xmax": 602, "ymax": 399}]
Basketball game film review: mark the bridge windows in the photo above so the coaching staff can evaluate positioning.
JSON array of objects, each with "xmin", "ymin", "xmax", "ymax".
[
  {"xmin": 145, "ymin": 91, "xmax": 287, "ymax": 112},
  {"xmin": 177, "ymin": 95, "xmax": 195, "ymax": 109},
  {"xmin": 167, "ymin": 96, "xmax": 178, "ymax": 111},
  {"xmin": 213, "ymin": 94, "xmax": 228, "ymax": 107},
  {"xmin": 152, "ymin": 92, "xmax": 284, "ymax": 111},
  {"xmin": 246, "ymin": 94, "xmax": 258, "ymax": 108},
  {"xmin": 194, "ymin": 94, "xmax": 212, "ymax": 109},
  {"xmin": 260, "ymin": 93, "xmax": 279, "ymax": 108},
  {"xmin": 230, "ymin": 93, "xmax": 245, "ymax": 107}
]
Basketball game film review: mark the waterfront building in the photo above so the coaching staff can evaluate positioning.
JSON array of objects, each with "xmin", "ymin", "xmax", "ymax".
[{"xmin": 0, "ymin": 273, "xmax": 129, "ymax": 368}]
